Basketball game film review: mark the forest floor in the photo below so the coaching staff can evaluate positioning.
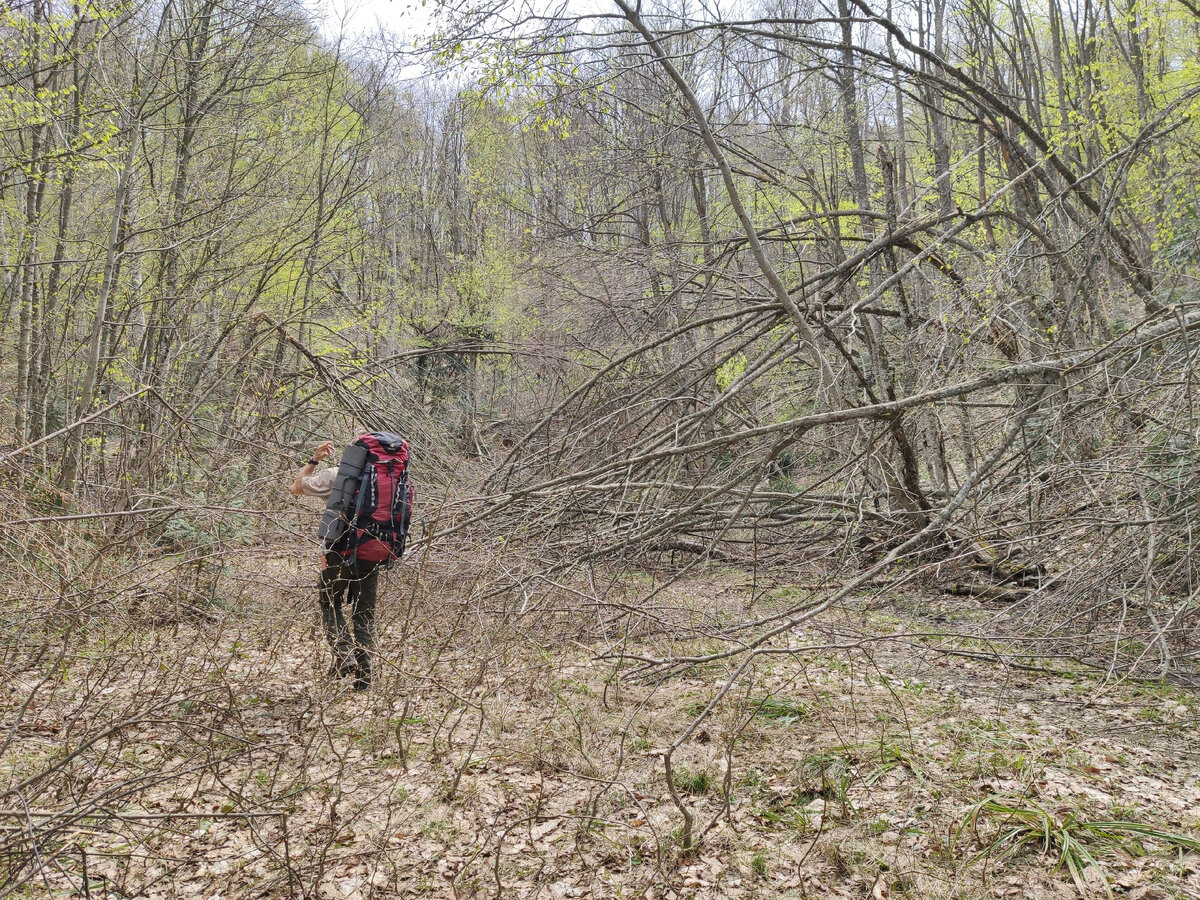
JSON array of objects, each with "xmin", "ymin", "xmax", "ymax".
[{"xmin": 4, "ymin": 558, "xmax": 1200, "ymax": 899}]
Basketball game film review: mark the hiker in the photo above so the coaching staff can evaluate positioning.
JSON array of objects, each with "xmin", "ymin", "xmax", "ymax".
[
  {"xmin": 291, "ymin": 440, "xmax": 338, "ymax": 497},
  {"xmin": 291, "ymin": 435, "xmax": 413, "ymax": 691}
]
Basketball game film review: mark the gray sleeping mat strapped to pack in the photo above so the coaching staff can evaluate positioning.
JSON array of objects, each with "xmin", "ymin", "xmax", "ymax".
[{"xmin": 317, "ymin": 442, "xmax": 370, "ymax": 551}]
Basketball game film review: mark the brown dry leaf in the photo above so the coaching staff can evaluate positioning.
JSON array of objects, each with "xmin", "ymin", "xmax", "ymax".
[{"xmin": 700, "ymin": 855, "xmax": 724, "ymax": 877}]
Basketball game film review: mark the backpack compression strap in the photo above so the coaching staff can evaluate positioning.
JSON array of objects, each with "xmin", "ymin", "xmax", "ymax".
[{"xmin": 345, "ymin": 459, "xmax": 370, "ymax": 565}]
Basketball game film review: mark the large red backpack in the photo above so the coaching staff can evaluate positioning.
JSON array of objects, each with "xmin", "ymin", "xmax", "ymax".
[{"xmin": 318, "ymin": 432, "xmax": 414, "ymax": 564}]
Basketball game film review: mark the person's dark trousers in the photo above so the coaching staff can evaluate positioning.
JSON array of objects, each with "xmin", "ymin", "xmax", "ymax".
[{"xmin": 318, "ymin": 551, "xmax": 380, "ymax": 687}]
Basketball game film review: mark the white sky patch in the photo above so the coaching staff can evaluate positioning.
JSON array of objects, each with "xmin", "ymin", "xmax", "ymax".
[
  {"xmin": 305, "ymin": 0, "xmax": 439, "ymax": 43},
  {"xmin": 306, "ymin": 0, "xmax": 625, "ymax": 45}
]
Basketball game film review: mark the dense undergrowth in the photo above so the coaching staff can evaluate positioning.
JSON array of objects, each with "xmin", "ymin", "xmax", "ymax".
[{"xmin": 3, "ymin": 480, "xmax": 1200, "ymax": 897}]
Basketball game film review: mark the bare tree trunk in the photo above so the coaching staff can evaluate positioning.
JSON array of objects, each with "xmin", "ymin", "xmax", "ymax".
[
  {"xmin": 921, "ymin": 0, "xmax": 955, "ymax": 217},
  {"xmin": 15, "ymin": 0, "xmax": 47, "ymax": 446},
  {"xmin": 60, "ymin": 137, "xmax": 137, "ymax": 494},
  {"xmin": 34, "ymin": 22, "xmax": 88, "ymax": 446}
]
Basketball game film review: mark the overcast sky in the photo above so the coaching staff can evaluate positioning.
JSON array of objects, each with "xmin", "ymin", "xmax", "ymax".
[
  {"xmin": 307, "ymin": 0, "xmax": 620, "ymax": 45},
  {"xmin": 306, "ymin": 0, "xmax": 438, "ymax": 42}
]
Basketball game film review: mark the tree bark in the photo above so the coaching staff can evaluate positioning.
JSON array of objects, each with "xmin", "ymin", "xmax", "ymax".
[{"xmin": 60, "ymin": 137, "xmax": 137, "ymax": 494}]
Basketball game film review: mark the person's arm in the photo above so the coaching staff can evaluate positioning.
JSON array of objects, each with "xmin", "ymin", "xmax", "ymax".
[{"xmin": 291, "ymin": 441, "xmax": 336, "ymax": 495}]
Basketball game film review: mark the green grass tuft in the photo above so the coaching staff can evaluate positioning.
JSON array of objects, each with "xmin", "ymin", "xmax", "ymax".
[
  {"xmin": 957, "ymin": 795, "xmax": 1200, "ymax": 897},
  {"xmin": 747, "ymin": 696, "xmax": 812, "ymax": 724},
  {"xmin": 751, "ymin": 850, "xmax": 769, "ymax": 879},
  {"xmin": 674, "ymin": 768, "xmax": 712, "ymax": 795}
]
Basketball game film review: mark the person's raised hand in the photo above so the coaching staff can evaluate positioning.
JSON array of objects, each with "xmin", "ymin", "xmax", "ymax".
[{"xmin": 313, "ymin": 441, "xmax": 336, "ymax": 462}]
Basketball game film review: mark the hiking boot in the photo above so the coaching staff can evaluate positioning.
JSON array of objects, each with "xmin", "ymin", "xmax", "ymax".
[
  {"xmin": 350, "ymin": 649, "xmax": 371, "ymax": 691},
  {"xmin": 327, "ymin": 657, "xmax": 354, "ymax": 678}
]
